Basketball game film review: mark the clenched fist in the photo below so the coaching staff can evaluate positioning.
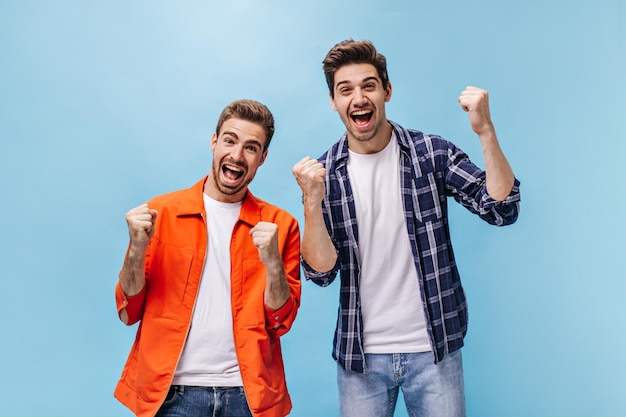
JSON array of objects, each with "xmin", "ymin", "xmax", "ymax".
[
  {"xmin": 458, "ymin": 86, "xmax": 494, "ymax": 135},
  {"xmin": 125, "ymin": 203, "xmax": 158, "ymax": 251},
  {"xmin": 292, "ymin": 156, "xmax": 327, "ymax": 208},
  {"xmin": 250, "ymin": 221, "xmax": 281, "ymax": 267}
]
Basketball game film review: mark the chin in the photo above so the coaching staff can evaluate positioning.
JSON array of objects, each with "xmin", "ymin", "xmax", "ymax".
[{"xmin": 350, "ymin": 129, "xmax": 376, "ymax": 142}]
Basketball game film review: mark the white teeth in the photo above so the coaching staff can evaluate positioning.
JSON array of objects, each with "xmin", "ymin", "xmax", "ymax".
[
  {"xmin": 351, "ymin": 110, "xmax": 371, "ymax": 116},
  {"xmin": 225, "ymin": 165, "xmax": 243, "ymax": 173}
]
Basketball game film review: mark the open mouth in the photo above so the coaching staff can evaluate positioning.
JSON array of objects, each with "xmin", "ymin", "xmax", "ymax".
[
  {"xmin": 350, "ymin": 109, "xmax": 373, "ymax": 127},
  {"xmin": 222, "ymin": 163, "xmax": 244, "ymax": 183}
]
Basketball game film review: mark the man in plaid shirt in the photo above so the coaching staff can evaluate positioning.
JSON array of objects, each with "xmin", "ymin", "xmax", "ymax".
[{"xmin": 292, "ymin": 39, "xmax": 520, "ymax": 417}]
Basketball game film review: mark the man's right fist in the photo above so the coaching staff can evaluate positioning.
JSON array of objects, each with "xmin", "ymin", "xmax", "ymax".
[
  {"xmin": 126, "ymin": 203, "xmax": 158, "ymax": 248},
  {"xmin": 292, "ymin": 156, "xmax": 327, "ymax": 206}
]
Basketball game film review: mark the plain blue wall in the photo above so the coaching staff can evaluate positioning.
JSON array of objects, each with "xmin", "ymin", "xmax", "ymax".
[{"xmin": 1, "ymin": 1, "xmax": 624, "ymax": 416}]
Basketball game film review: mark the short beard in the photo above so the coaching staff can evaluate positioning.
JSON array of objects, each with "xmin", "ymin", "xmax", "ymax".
[
  {"xmin": 210, "ymin": 160, "xmax": 249, "ymax": 197},
  {"xmin": 348, "ymin": 117, "xmax": 385, "ymax": 143}
]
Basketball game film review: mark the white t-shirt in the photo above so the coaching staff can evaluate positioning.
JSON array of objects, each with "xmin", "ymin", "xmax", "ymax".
[
  {"xmin": 347, "ymin": 135, "xmax": 431, "ymax": 354},
  {"xmin": 172, "ymin": 194, "xmax": 243, "ymax": 386}
]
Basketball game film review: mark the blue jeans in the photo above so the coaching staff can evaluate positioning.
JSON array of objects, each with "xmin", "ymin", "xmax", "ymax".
[
  {"xmin": 155, "ymin": 386, "xmax": 253, "ymax": 417},
  {"xmin": 337, "ymin": 350, "xmax": 465, "ymax": 417}
]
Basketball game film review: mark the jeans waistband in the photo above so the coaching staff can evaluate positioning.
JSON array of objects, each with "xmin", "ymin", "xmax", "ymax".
[{"xmin": 171, "ymin": 385, "xmax": 245, "ymax": 394}]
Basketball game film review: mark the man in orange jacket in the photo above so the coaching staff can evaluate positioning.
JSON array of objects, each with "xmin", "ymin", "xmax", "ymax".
[{"xmin": 114, "ymin": 99, "xmax": 301, "ymax": 417}]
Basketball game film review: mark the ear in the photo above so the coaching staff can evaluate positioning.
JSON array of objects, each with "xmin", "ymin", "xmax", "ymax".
[
  {"xmin": 210, "ymin": 132, "xmax": 218, "ymax": 151},
  {"xmin": 329, "ymin": 92, "xmax": 338, "ymax": 111},
  {"xmin": 384, "ymin": 81, "xmax": 393, "ymax": 102}
]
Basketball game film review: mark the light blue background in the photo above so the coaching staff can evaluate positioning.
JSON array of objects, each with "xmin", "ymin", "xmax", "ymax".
[{"xmin": 1, "ymin": 1, "xmax": 624, "ymax": 416}]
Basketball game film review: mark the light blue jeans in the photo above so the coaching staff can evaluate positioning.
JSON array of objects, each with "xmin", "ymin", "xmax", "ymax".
[
  {"xmin": 337, "ymin": 350, "xmax": 465, "ymax": 417},
  {"xmin": 155, "ymin": 386, "xmax": 253, "ymax": 417}
]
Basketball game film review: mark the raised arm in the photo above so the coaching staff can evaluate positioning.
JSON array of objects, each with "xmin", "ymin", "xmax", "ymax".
[
  {"xmin": 292, "ymin": 156, "xmax": 337, "ymax": 272},
  {"xmin": 458, "ymin": 86, "xmax": 515, "ymax": 201},
  {"xmin": 250, "ymin": 221, "xmax": 291, "ymax": 310},
  {"xmin": 117, "ymin": 203, "xmax": 157, "ymax": 324}
]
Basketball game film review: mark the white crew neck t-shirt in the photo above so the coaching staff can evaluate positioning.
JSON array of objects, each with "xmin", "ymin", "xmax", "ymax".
[
  {"xmin": 347, "ymin": 135, "xmax": 431, "ymax": 354},
  {"xmin": 172, "ymin": 194, "xmax": 243, "ymax": 386}
]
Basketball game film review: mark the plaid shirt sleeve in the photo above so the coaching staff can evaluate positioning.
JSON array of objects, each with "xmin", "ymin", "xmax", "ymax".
[
  {"xmin": 440, "ymin": 136, "xmax": 521, "ymax": 226},
  {"xmin": 301, "ymin": 256, "xmax": 340, "ymax": 286},
  {"xmin": 301, "ymin": 124, "xmax": 521, "ymax": 373}
]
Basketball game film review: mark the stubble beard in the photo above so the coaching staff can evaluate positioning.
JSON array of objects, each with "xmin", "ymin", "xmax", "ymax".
[
  {"xmin": 210, "ymin": 158, "xmax": 250, "ymax": 197},
  {"xmin": 347, "ymin": 113, "xmax": 386, "ymax": 143}
]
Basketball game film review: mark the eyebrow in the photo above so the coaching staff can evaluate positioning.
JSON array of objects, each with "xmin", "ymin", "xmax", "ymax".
[
  {"xmin": 221, "ymin": 130, "xmax": 239, "ymax": 139},
  {"xmin": 335, "ymin": 76, "xmax": 380, "ymax": 89},
  {"xmin": 221, "ymin": 130, "xmax": 264, "ymax": 149},
  {"xmin": 244, "ymin": 139, "xmax": 264, "ymax": 149}
]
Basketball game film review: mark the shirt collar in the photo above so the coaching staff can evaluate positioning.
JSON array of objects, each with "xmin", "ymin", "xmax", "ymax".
[{"xmin": 175, "ymin": 176, "xmax": 262, "ymax": 226}]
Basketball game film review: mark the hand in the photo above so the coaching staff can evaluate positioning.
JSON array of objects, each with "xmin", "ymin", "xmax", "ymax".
[
  {"xmin": 125, "ymin": 203, "xmax": 158, "ymax": 251},
  {"xmin": 250, "ymin": 221, "xmax": 281, "ymax": 267},
  {"xmin": 458, "ymin": 86, "xmax": 494, "ymax": 135},
  {"xmin": 292, "ymin": 157, "xmax": 327, "ymax": 208}
]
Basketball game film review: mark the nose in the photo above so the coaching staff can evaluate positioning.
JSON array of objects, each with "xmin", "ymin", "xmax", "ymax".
[
  {"xmin": 353, "ymin": 88, "xmax": 367, "ymax": 105},
  {"xmin": 231, "ymin": 144, "xmax": 244, "ymax": 161}
]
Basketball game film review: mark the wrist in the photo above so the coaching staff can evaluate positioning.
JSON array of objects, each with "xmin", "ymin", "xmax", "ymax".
[
  {"xmin": 476, "ymin": 123, "xmax": 496, "ymax": 140},
  {"xmin": 262, "ymin": 255, "xmax": 284, "ymax": 274},
  {"xmin": 126, "ymin": 243, "xmax": 148, "ymax": 261},
  {"xmin": 303, "ymin": 199, "xmax": 323, "ymax": 216}
]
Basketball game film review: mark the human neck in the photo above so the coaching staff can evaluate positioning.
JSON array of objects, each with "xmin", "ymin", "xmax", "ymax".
[{"xmin": 348, "ymin": 121, "xmax": 393, "ymax": 154}]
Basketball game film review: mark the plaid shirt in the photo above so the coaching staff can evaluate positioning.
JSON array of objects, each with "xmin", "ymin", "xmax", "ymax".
[{"xmin": 301, "ymin": 120, "xmax": 521, "ymax": 373}]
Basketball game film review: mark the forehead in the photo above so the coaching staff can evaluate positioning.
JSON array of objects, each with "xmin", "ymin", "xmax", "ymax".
[
  {"xmin": 334, "ymin": 63, "xmax": 380, "ymax": 87},
  {"xmin": 219, "ymin": 117, "xmax": 267, "ymax": 145}
]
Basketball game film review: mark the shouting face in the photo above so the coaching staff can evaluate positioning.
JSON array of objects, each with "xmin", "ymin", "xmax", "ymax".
[
  {"xmin": 205, "ymin": 117, "xmax": 268, "ymax": 203},
  {"xmin": 330, "ymin": 62, "xmax": 392, "ymax": 153}
]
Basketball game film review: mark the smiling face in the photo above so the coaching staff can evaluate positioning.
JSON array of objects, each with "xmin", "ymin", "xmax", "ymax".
[
  {"xmin": 204, "ymin": 117, "xmax": 268, "ymax": 203},
  {"xmin": 330, "ymin": 63, "xmax": 393, "ymax": 153}
]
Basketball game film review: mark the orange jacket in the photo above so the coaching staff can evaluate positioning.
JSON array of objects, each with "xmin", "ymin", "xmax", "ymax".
[{"xmin": 114, "ymin": 177, "xmax": 301, "ymax": 417}]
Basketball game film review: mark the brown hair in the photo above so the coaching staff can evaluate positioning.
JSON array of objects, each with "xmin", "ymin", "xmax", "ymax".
[
  {"xmin": 215, "ymin": 99, "xmax": 275, "ymax": 150},
  {"xmin": 322, "ymin": 39, "xmax": 390, "ymax": 97}
]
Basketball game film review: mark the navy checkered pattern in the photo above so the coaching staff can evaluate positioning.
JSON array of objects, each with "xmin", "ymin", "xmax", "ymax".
[{"xmin": 302, "ymin": 120, "xmax": 521, "ymax": 373}]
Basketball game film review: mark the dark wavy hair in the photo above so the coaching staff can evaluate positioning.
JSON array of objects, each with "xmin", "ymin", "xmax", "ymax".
[
  {"xmin": 215, "ymin": 99, "xmax": 275, "ymax": 150},
  {"xmin": 322, "ymin": 39, "xmax": 389, "ymax": 97}
]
